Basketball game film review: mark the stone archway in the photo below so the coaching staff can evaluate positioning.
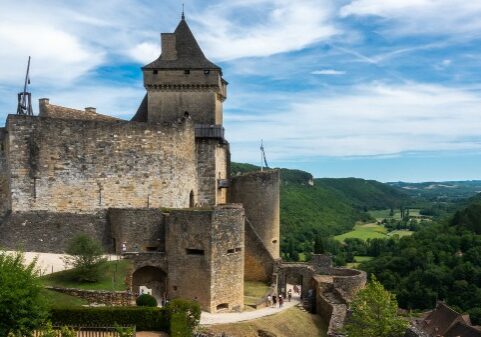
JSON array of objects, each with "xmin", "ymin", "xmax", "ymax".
[{"xmin": 132, "ymin": 266, "xmax": 167, "ymax": 302}]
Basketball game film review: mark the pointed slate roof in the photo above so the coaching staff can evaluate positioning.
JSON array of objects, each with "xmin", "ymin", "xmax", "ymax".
[{"xmin": 143, "ymin": 19, "xmax": 221, "ymax": 70}]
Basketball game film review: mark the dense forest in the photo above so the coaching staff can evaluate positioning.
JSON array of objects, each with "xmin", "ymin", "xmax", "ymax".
[{"xmin": 354, "ymin": 197, "xmax": 481, "ymax": 323}]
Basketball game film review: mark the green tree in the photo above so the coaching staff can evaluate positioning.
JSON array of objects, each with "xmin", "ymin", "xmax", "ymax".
[
  {"xmin": 344, "ymin": 275, "xmax": 408, "ymax": 337},
  {"xmin": 63, "ymin": 234, "xmax": 106, "ymax": 282},
  {"xmin": 0, "ymin": 250, "xmax": 48, "ymax": 337},
  {"xmin": 313, "ymin": 236, "xmax": 325, "ymax": 254}
]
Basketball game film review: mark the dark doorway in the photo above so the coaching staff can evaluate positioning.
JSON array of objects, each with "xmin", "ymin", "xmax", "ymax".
[{"xmin": 132, "ymin": 266, "xmax": 167, "ymax": 302}]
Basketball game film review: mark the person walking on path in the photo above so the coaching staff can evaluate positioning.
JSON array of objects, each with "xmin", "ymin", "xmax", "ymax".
[
  {"xmin": 266, "ymin": 295, "xmax": 272, "ymax": 307},
  {"xmin": 279, "ymin": 294, "xmax": 284, "ymax": 308},
  {"xmin": 288, "ymin": 289, "xmax": 292, "ymax": 302},
  {"xmin": 272, "ymin": 294, "xmax": 277, "ymax": 307}
]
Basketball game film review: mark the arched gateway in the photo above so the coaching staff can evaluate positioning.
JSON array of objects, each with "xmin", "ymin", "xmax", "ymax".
[{"xmin": 132, "ymin": 266, "xmax": 167, "ymax": 301}]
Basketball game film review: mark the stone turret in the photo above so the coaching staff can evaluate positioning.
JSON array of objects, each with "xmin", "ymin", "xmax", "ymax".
[
  {"xmin": 133, "ymin": 17, "xmax": 227, "ymax": 125},
  {"xmin": 133, "ymin": 16, "xmax": 229, "ymax": 206}
]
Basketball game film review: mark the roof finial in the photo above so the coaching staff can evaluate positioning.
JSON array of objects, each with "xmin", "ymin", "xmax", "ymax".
[{"xmin": 181, "ymin": 3, "xmax": 185, "ymax": 20}]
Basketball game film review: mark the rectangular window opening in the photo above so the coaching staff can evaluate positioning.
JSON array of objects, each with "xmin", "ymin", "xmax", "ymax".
[
  {"xmin": 235, "ymin": 247, "xmax": 242, "ymax": 252},
  {"xmin": 227, "ymin": 249, "xmax": 235, "ymax": 254},
  {"xmin": 153, "ymin": 70, "xmax": 158, "ymax": 74},
  {"xmin": 184, "ymin": 69, "xmax": 190, "ymax": 74},
  {"xmin": 186, "ymin": 248, "xmax": 204, "ymax": 255}
]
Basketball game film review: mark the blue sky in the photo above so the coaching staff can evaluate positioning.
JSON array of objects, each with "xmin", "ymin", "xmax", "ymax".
[{"xmin": 1, "ymin": 0, "xmax": 481, "ymax": 182}]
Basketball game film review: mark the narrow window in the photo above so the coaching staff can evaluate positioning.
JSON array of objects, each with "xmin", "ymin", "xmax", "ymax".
[
  {"xmin": 235, "ymin": 247, "xmax": 242, "ymax": 252},
  {"xmin": 204, "ymin": 69, "xmax": 210, "ymax": 75},
  {"xmin": 227, "ymin": 249, "xmax": 235, "ymax": 254},
  {"xmin": 189, "ymin": 190, "xmax": 194, "ymax": 208},
  {"xmin": 153, "ymin": 69, "xmax": 158, "ymax": 74},
  {"xmin": 173, "ymin": 285, "xmax": 178, "ymax": 291},
  {"xmin": 272, "ymin": 239, "xmax": 278, "ymax": 244},
  {"xmin": 184, "ymin": 69, "xmax": 190, "ymax": 74},
  {"xmin": 186, "ymin": 248, "xmax": 204, "ymax": 255}
]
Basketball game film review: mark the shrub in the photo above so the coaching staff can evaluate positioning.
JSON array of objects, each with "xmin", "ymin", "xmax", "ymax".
[
  {"xmin": 63, "ymin": 234, "xmax": 106, "ymax": 283},
  {"xmin": 136, "ymin": 294, "xmax": 157, "ymax": 307},
  {"xmin": 0, "ymin": 250, "xmax": 48, "ymax": 337},
  {"xmin": 166, "ymin": 299, "xmax": 201, "ymax": 337},
  {"xmin": 50, "ymin": 307, "xmax": 168, "ymax": 331}
]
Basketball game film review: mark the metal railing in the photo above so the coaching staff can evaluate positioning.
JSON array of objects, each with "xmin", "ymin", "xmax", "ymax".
[{"xmin": 195, "ymin": 124, "xmax": 224, "ymax": 139}]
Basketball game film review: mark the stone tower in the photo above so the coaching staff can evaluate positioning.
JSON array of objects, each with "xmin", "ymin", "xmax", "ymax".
[{"xmin": 132, "ymin": 16, "xmax": 229, "ymax": 206}]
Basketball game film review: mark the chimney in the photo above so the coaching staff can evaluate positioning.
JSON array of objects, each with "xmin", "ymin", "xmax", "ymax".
[
  {"xmin": 85, "ymin": 107, "xmax": 96, "ymax": 113},
  {"xmin": 38, "ymin": 98, "xmax": 49, "ymax": 116},
  {"xmin": 161, "ymin": 33, "xmax": 177, "ymax": 60}
]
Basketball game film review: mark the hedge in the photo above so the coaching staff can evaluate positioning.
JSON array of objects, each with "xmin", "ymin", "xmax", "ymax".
[
  {"xmin": 50, "ymin": 299, "xmax": 201, "ymax": 334},
  {"xmin": 50, "ymin": 307, "xmax": 169, "ymax": 331}
]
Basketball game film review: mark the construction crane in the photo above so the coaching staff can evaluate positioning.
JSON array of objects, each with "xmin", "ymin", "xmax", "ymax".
[
  {"xmin": 16, "ymin": 56, "xmax": 33, "ymax": 116},
  {"xmin": 260, "ymin": 139, "xmax": 269, "ymax": 171}
]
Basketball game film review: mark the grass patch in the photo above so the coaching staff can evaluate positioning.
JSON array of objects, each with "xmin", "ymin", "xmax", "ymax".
[
  {"xmin": 43, "ymin": 289, "xmax": 88, "ymax": 308},
  {"xmin": 244, "ymin": 281, "xmax": 270, "ymax": 306},
  {"xmin": 41, "ymin": 259, "xmax": 132, "ymax": 291},
  {"xmin": 334, "ymin": 223, "xmax": 387, "ymax": 242},
  {"xmin": 388, "ymin": 229, "xmax": 414, "ymax": 238},
  {"xmin": 201, "ymin": 307, "xmax": 327, "ymax": 337},
  {"xmin": 346, "ymin": 255, "xmax": 373, "ymax": 268}
]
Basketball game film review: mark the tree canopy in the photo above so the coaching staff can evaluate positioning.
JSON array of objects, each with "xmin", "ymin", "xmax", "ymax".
[{"xmin": 344, "ymin": 275, "xmax": 407, "ymax": 337}]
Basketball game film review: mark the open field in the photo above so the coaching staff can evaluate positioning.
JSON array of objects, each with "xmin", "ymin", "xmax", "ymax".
[
  {"xmin": 369, "ymin": 208, "xmax": 421, "ymax": 221},
  {"xmin": 201, "ymin": 307, "xmax": 327, "ymax": 337},
  {"xmin": 346, "ymin": 256, "xmax": 373, "ymax": 269},
  {"xmin": 388, "ymin": 229, "xmax": 414, "ymax": 238},
  {"xmin": 41, "ymin": 260, "xmax": 132, "ymax": 291},
  {"xmin": 334, "ymin": 223, "xmax": 387, "ymax": 242}
]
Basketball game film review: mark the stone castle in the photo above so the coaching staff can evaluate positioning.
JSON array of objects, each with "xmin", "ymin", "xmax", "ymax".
[
  {"xmin": 0, "ymin": 16, "xmax": 365, "ymax": 327},
  {"xmin": 0, "ymin": 16, "xmax": 280, "ymax": 313}
]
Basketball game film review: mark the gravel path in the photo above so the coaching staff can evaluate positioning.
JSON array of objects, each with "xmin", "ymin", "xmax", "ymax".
[
  {"xmin": 201, "ymin": 296, "xmax": 301, "ymax": 325},
  {"xmin": 6, "ymin": 251, "xmax": 120, "ymax": 275}
]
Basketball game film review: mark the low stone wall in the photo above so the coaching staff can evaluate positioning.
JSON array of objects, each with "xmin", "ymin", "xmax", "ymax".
[
  {"xmin": 46, "ymin": 286, "xmax": 135, "ymax": 306},
  {"xmin": 330, "ymin": 268, "xmax": 367, "ymax": 302}
]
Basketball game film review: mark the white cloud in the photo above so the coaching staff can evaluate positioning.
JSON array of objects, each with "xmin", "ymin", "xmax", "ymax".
[
  {"xmin": 193, "ymin": 0, "xmax": 339, "ymax": 60},
  {"xmin": 340, "ymin": 0, "xmax": 481, "ymax": 38},
  {"xmin": 127, "ymin": 42, "xmax": 160, "ymax": 65},
  {"xmin": 0, "ymin": 23, "xmax": 104, "ymax": 84},
  {"xmin": 227, "ymin": 82, "xmax": 481, "ymax": 161},
  {"xmin": 311, "ymin": 69, "xmax": 346, "ymax": 75}
]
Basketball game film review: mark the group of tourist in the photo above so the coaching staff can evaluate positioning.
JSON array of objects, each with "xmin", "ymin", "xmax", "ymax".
[{"xmin": 266, "ymin": 286, "xmax": 299, "ymax": 308}]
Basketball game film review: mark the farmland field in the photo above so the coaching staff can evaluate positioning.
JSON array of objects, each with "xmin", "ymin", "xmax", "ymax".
[{"xmin": 334, "ymin": 223, "xmax": 387, "ymax": 242}]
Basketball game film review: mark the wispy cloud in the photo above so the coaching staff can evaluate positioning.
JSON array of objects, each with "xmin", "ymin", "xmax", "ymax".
[
  {"xmin": 311, "ymin": 69, "xmax": 346, "ymax": 75},
  {"xmin": 228, "ymin": 82, "xmax": 481, "ymax": 161},
  {"xmin": 340, "ymin": 1, "xmax": 481, "ymax": 38}
]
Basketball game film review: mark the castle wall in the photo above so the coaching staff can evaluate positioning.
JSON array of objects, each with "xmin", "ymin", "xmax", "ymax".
[
  {"xmin": 229, "ymin": 170, "xmax": 280, "ymax": 259},
  {"xmin": 196, "ymin": 139, "xmax": 229, "ymax": 206},
  {"xmin": 5, "ymin": 115, "xmax": 197, "ymax": 213},
  {"xmin": 109, "ymin": 208, "xmax": 165, "ymax": 253},
  {"xmin": 0, "ymin": 211, "xmax": 111, "ymax": 253},
  {"xmin": 209, "ymin": 204, "xmax": 244, "ymax": 312},
  {"xmin": 244, "ymin": 219, "xmax": 276, "ymax": 282},
  {"xmin": 165, "ymin": 205, "xmax": 244, "ymax": 312},
  {"xmin": 165, "ymin": 210, "xmax": 213, "ymax": 309},
  {"xmin": 0, "ymin": 128, "xmax": 9, "ymax": 218}
]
